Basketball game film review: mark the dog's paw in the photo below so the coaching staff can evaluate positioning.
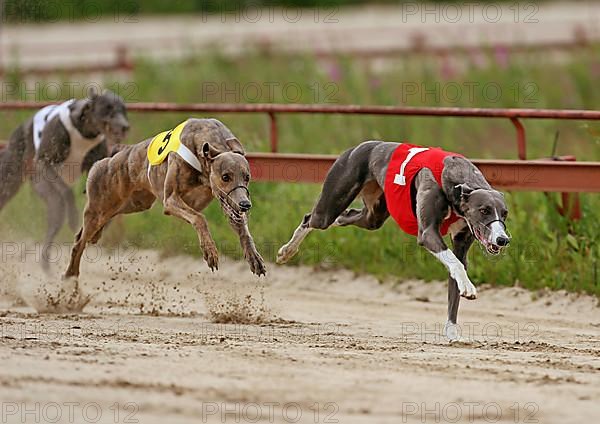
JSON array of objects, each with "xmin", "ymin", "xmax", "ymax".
[
  {"xmin": 61, "ymin": 273, "xmax": 78, "ymax": 282},
  {"xmin": 460, "ymin": 280, "xmax": 477, "ymax": 300},
  {"xmin": 450, "ymin": 266, "xmax": 477, "ymax": 300},
  {"xmin": 202, "ymin": 243, "xmax": 219, "ymax": 272},
  {"xmin": 444, "ymin": 321, "xmax": 460, "ymax": 342},
  {"xmin": 247, "ymin": 250, "xmax": 267, "ymax": 276},
  {"xmin": 276, "ymin": 244, "xmax": 296, "ymax": 264}
]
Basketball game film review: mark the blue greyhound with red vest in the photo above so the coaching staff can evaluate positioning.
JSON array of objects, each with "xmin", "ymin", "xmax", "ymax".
[{"xmin": 277, "ymin": 141, "xmax": 510, "ymax": 341}]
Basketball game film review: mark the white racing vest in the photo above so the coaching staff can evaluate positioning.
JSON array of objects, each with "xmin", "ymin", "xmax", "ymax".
[{"xmin": 32, "ymin": 100, "xmax": 105, "ymax": 185}]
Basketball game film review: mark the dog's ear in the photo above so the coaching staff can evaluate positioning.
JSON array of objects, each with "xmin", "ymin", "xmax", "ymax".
[
  {"xmin": 202, "ymin": 142, "xmax": 222, "ymax": 161},
  {"xmin": 454, "ymin": 183, "xmax": 474, "ymax": 201},
  {"xmin": 87, "ymin": 85, "xmax": 100, "ymax": 100},
  {"xmin": 73, "ymin": 98, "xmax": 93, "ymax": 118},
  {"xmin": 225, "ymin": 137, "xmax": 245, "ymax": 155}
]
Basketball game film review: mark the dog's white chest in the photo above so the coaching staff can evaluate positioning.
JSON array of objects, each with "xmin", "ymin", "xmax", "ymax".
[
  {"xmin": 58, "ymin": 132, "xmax": 104, "ymax": 185},
  {"xmin": 33, "ymin": 100, "xmax": 105, "ymax": 186},
  {"xmin": 57, "ymin": 101, "xmax": 105, "ymax": 186}
]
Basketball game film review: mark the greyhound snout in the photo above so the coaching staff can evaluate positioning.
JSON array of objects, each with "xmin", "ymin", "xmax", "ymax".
[
  {"xmin": 107, "ymin": 115, "xmax": 130, "ymax": 140},
  {"xmin": 486, "ymin": 220, "xmax": 510, "ymax": 253},
  {"xmin": 239, "ymin": 199, "xmax": 252, "ymax": 212}
]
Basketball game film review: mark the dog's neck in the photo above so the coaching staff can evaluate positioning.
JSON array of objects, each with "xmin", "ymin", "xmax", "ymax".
[
  {"xmin": 69, "ymin": 99, "xmax": 102, "ymax": 139},
  {"xmin": 445, "ymin": 185, "xmax": 467, "ymax": 217},
  {"xmin": 442, "ymin": 180, "xmax": 492, "ymax": 217},
  {"xmin": 442, "ymin": 164, "xmax": 492, "ymax": 217}
]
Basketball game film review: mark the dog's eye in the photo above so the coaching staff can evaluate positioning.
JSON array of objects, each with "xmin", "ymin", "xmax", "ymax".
[
  {"xmin": 222, "ymin": 174, "xmax": 231, "ymax": 182},
  {"xmin": 502, "ymin": 210, "xmax": 508, "ymax": 219},
  {"xmin": 480, "ymin": 208, "xmax": 490, "ymax": 215},
  {"xmin": 244, "ymin": 174, "xmax": 250, "ymax": 183}
]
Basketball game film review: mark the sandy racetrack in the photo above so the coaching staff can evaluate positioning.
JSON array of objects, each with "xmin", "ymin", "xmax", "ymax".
[{"xmin": 0, "ymin": 247, "xmax": 599, "ymax": 424}]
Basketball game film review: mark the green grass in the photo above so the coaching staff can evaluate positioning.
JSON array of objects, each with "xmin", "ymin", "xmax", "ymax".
[{"xmin": 1, "ymin": 49, "xmax": 599, "ymax": 295}]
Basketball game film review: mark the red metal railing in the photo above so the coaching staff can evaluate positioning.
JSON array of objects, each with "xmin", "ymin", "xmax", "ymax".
[
  {"xmin": 3, "ymin": 101, "xmax": 600, "ymax": 157},
  {"xmin": 1, "ymin": 102, "xmax": 599, "ymax": 203}
]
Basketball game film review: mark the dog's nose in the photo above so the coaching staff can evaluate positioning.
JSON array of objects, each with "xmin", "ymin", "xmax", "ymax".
[
  {"xmin": 121, "ymin": 123, "xmax": 130, "ymax": 133},
  {"xmin": 239, "ymin": 200, "xmax": 252, "ymax": 212},
  {"xmin": 496, "ymin": 236, "xmax": 510, "ymax": 247}
]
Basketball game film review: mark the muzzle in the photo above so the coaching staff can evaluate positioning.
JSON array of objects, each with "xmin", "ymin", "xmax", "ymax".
[
  {"xmin": 104, "ymin": 119, "xmax": 129, "ymax": 143},
  {"xmin": 469, "ymin": 219, "xmax": 511, "ymax": 255},
  {"xmin": 215, "ymin": 185, "xmax": 250, "ymax": 225}
]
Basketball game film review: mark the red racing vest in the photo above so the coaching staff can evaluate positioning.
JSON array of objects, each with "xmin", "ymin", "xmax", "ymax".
[{"xmin": 383, "ymin": 143, "xmax": 463, "ymax": 236}]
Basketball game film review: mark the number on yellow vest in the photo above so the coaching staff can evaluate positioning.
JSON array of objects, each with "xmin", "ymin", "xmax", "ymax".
[{"xmin": 147, "ymin": 120, "xmax": 188, "ymax": 166}]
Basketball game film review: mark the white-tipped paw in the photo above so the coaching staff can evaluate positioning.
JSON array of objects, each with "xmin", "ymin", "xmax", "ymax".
[
  {"xmin": 444, "ymin": 321, "xmax": 460, "ymax": 341},
  {"xmin": 276, "ymin": 244, "xmax": 296, "ymax": 264},
  {"xmin": 451, "ymin": 268, "xmax": 477, "ymax": 300},
  {"xmin": 458, "ymin": 279, "xmax": 477, "ymax": 300}
]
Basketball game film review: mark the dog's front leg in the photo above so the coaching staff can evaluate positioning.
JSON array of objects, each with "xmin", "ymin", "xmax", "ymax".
[
  {"xmin": 415, "ymin": 171, "xmax": 477, "ymax": 301},
  {"xmin": 162, "ymin": 164, "xmax": 219, "ymax": 271},
  {"xmin": 229, "ymin": 220, "xmax": 266, "ymax": 276},
  {"xmin": 444, "ymin": 223, "xmax": 476, "ymax": 340}
]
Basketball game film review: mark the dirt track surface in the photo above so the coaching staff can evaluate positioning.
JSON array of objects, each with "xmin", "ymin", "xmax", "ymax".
[{"xmin": 1, "ymin": 248, "xmax": 599, "ymax": 424}]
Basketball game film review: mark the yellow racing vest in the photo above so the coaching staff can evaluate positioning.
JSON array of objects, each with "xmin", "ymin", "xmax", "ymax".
[{"xmin": 147, "ymin": 120, "xmax": 203, "ymax": 173}]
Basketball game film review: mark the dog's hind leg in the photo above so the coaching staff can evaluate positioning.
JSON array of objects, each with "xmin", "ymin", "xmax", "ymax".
[
  {"xmin": 277, "ymin": 146, "xmax": 370, "ymax": 264},
  {"xmin": 86, "ymin": 192, "xmax": 156, "ymax": 244},
  {"xmin": 335, "ymin": 181, "xmax": 389, "ymax": 230},
  {"xmin": 64, "ymin": 188, "xmax": 79, "ymax": 232},
  {"xmin": 64, "ymin": 206, "xmax": 114, "ymax": 278},
  {"xmin": 0, "ymin": 126, "xmax": 28, "ymax": 212},
  {"xmin": 32, "ymin": 172, "xmax": 68, "ymax": 271},
  {"xmin": 65, "ymin": 159, "xmax": 128, "ymax": 278}
]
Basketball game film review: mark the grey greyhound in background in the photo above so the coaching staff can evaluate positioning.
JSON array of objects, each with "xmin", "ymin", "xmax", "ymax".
[
  {"xmin": 0, "ymin": 88, "xmax": 129, "ymax": 270},
  {"xmin": 277, "ymin": 141, "xmax": 510, "ymax": 340}
]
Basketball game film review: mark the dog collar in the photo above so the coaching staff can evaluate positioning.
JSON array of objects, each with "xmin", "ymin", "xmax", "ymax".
[{"xmin": 147, "ymin": 120, "xmax": 203, "ymax": 173}]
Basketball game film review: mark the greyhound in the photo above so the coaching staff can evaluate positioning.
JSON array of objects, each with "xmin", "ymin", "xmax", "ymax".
[
  {"xmin": 277, "ymin": 141, "xmax": 510, "ymax": 340},
  {"xmin": 0, "ymin": 88, "xmax": 129, "ymax": 270},
  {"xmin": 64, "ymin": 118, "xmax": 266, "ymax": 279}
]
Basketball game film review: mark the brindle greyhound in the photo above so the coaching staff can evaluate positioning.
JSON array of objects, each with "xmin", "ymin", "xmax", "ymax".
[
  {"xmin": 64, "ymin": 118, "xmax": 266, "ymax": 279},
  {"xmin": 0, "ymin": 88, "xmax": 129, "ymax": 270},
  {"xmin": 277, "ymin": 141, "xmax": 510, "ymax": 340}
]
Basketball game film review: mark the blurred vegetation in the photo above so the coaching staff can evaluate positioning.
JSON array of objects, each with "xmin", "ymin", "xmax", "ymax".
[
  {"xmin": 0, "ymin": 47, "xmax": 598, "ymax": 295},
  {"xmin": 3, "ymin": 0, "xmax": 544, "ymax": 22}
]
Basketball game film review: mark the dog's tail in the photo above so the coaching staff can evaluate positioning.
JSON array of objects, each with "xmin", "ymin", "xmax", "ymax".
[{"xmin": 0, "ymin": 125, "xmax": 28, "ymax": 211}]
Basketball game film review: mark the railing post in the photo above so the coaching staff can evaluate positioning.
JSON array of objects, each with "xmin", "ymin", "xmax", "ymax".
[
  {"xmin": 553, "ymin": 156, "xmax": 582, "ymax": 221},
  {"xmin": 116, "ymin": 45, "xmax": 133, "ymax": 71},
  {"xmin": 510, "ymin": 117, "xmax": 527, "ymax": 160},
  {"xmin": 268, "ymin": 112, "xmax": 278, "ymax": 153}
]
